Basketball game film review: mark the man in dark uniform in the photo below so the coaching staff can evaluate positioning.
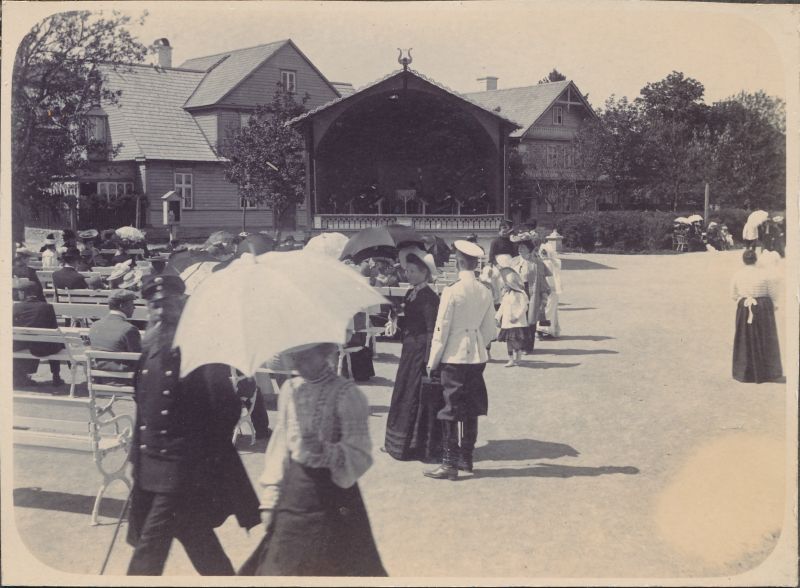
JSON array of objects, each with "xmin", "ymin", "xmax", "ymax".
[
  {"xmin": 126, "ymin": 274, "xmax": 260, "ymax": 575},
  {"xmin": 425, "ymin": 240, "xmax": 496, "ymax": 480}
]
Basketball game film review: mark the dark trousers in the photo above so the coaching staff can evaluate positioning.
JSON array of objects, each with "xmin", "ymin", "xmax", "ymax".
[{"xmin": 127, "ymin": 490, "xmax": 234, "ymax": 576}]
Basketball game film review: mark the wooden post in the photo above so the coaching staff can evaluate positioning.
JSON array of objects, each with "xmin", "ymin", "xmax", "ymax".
[{"xmin": 704, "ymin": 182, "xmax": 710, "ymax": 223}]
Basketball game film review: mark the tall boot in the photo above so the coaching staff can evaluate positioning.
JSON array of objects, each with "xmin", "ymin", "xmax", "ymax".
[
  {"xmin": 424, "ymin": 420, "xmax": 458, "ymax": 480},
  {"xmin": 457, "ymin": 417, "xmax": 478, "ymax": 473}
]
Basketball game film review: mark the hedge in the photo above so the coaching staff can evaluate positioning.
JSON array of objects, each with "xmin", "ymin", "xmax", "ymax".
[{"xmin": 554, "ymin": 209, "xmax": 754, "ymax": 252}]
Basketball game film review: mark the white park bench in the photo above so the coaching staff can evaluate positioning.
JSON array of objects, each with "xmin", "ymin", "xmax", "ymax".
[
  {"xmin": 12, "ymin": 327, "xmax": 88, "ymax": 397},
  {"xmin": 13, "ymin": 349, "xmax": 140, "ymax": 526}
]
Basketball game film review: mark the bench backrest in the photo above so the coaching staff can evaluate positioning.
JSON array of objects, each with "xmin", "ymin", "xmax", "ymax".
[
  {"xmin": 36, "ymin": 270, "xmax": 103, "ymax": 287},
  {"xmin": 54, "ymin": 289, "xmax": 146, "ymax": 306},
  {"xmin": 85, "ymin": 350, "xmax": 141, "ymax": 397},
  {"xmin": 51, "ymin": 302, "xmax": 150, "ymax": 322},
  {"xmin": 12, "ymin": 327, "xmax": 87, "ymax": 362}
]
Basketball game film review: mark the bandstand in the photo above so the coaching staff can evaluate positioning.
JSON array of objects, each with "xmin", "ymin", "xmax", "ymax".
[{"xmin": 289, "ymin": 60, "xmax": 521, "ymax": 237}]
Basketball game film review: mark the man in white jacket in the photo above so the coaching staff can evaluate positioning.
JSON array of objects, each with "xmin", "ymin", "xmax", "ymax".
[{"xmin": 425, "ymin": 240, "xmax": 497, "ymax": 479}]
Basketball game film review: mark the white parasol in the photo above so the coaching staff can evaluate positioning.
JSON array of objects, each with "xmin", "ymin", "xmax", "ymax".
[
  {"xmin": 173, "ymin": 249, "xmax": 388, "ymax": 377},
  {"xmin": 115, "ymin": 226, "xmax": 146, "ymax": 242},
  {"xmin": 304, "ymin": 232, "xmax": 350, "ymax": 259},
  {"xmin": 746, "ymin": 210, "xmax": 769, "ymax": 226},
  {"xmin": 674, "ymin": 217, "xmax": 691, "ymax": 224},
  {"xmin": 687, "ymin": 214, "xmax": 704, "ymax": 223}
]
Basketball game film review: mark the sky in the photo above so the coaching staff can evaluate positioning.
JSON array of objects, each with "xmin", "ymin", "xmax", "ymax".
[{"xmin": 5, "ymin": 1, "xmax": 795, "ymax": 108}]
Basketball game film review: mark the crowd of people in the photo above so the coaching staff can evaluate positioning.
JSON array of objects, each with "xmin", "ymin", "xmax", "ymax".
[{"xmin": 11, "ymin": 210, "xmax": 787, "ymax": 578}]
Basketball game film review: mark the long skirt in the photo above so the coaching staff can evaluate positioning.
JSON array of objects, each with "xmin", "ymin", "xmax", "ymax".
[
  {"xmin": 497, "ymin": 327, "xmax": 531, "ymax": 354},
  {"xmin": 537, "ymin": 291, "xmax": 561, "ymax": 337},
  {"xmin": 384, "ymin": 333, "xmax": 441, "ymax": 461},
  {"xmin": 732, "ymin": 297, "xmax": 782, "ymax": 383},
  {"xmin": 240, "ymin": 460, "xmax": 386, "ymax": 577}
]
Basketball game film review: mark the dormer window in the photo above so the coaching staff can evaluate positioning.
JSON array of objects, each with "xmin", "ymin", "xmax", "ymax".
[
  {"xmin": 86, "ymin": 104, "xmax": 108, "ymax": 143},
  {"xmin": 281, "ymin": 70, "xmax": 296, "ymax": 93},
  {"xmin": 553, "ymin": 106, "xmax": 564, "ymax": 126}
]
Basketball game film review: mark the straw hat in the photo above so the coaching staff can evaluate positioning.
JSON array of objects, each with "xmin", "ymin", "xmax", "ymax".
[
  {"xmin": 499, "ymin": 267, "xmax": 526, "ymax": 293},
  {"xmin": 399, "ymin": 246, "xmax": 437, "ymax": 278},
  {"xmin": 108, "ymin": 259, "xmax": 133, "ymax": 282}
]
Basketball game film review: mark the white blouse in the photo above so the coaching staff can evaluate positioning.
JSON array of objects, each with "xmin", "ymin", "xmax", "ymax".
[
  {"xmin": 259, "ymin": 370, "xmax": 373, "ymax": 510},
  {"xmin": 730, "ymin": 266, "xmax": 778, "ymax": 302},
  {"xmin": 495, "ymin": 289, "xmax": 530, "ymax": 328}
]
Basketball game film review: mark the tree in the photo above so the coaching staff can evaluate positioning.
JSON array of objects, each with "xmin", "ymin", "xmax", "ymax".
[
  {"xmin": 699, "ymin": 91, "xmax": 785, "ymax": 210},
  {"xmin": 223, "ymin": 86, "xmax": 308, "ymax": 235},
  {"xmin": 538, "ymin": 69, "xmax": 567, "ymax": 84},
  {"xmin": 11, "ymin": 10, "xmax": 148, "ymax": 238}
]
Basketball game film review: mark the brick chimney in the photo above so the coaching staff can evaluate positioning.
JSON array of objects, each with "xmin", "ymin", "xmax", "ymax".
[
  {"xmin": 152, "ymin": 38, "xmax": 172, "ymax": 68},
  {"xmin": 477, "ymin": 76, "xmax": 498, "ymax": 91}
]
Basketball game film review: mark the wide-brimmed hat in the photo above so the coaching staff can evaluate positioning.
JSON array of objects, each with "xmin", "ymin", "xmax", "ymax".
[
  {"xmin": 78, "ymin": 229, "xmax": 99, "ymax": 240},
  {"xmin": 499, "ymin": 267, "xmax": 526, "ymax": 293},
  {"xmin": 399, "ymin": 246, "xmax": 437, "ymax": 278},
  {"xmin": 108, "ymin": 259, "xmax": 133, "ymax": 282},
  {"xmin": 119, "ymin": 269, "xmax": 143, "ymax": 290}
]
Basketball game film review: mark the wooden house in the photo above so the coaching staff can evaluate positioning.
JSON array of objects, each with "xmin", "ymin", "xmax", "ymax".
[
  {"xmin": 68, "ymin": 38, "xmax": 340, "ymax": 239},
  {"xmin": 465, "ymin": 79, "xmax": 609, "ymax": 218}
]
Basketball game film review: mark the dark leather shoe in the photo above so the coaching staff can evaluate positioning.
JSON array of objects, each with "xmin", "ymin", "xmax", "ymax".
[
  {"xmin": 457, "ymin": 456, "xmax": 473, "ymax": 473},
  {"xmin": 423, "ymin": 464, "xmax": 458, "ymax": 480}
]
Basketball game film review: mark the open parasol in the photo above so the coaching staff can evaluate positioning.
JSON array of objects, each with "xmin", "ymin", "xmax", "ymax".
[
  {"xmin": 173, "ymin": 249, "xmax": 389, "ymax": 377},
  {"xmin": 339, "ymin": 224, "xmax": 425, "ymax": 264},
  {"xmin": 304, "ymin": 232, "xmax": 350, "ymax": 259}
]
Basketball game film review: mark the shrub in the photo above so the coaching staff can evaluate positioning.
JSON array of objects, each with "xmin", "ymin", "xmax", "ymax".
[
  {"xmin": 556, "ymin": 213, "xmax": 597, "ymax": 252},
  {"xmin": 556, "ymin": 210, "xmax": 679, "ymax": 252}
]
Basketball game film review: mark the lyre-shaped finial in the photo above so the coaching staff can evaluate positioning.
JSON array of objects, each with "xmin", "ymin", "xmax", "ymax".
[{"xmin": 397, "ymin": 48, "xmax": 413, "ymax": 71}]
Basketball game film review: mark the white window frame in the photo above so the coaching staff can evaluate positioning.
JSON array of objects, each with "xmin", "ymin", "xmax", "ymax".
[
  {"xmin": 553, "ymin": 106, "xmax": 564, "ymax": 125},
  {"xmin": 97, "ymin": 181, "xmax": 133, "ymax": 202},
  {"xmin": 240, "ymin": 196, "xmax": 259, "ymax": 209},
  {"xmin": 280, "ymin": 70, "xmax": 297, "ymax": 93},
  {"xmin": 175, "ymin": 172, "xmax": 193, "ymax": 210}
]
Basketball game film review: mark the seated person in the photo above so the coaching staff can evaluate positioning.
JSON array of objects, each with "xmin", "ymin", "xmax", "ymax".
[
  {"xmin": 12, "ymin": 247, "xmax": 45, "ymax": 301},
  {"xmin": 13, "ymin": 281, "xmax": 64, "ymax": 387},
  {"xmin": 88, "ymin": 289, "xmax": 142, "ymax": 372},
  {"xmin": 369, "ymin": 257, "xmax": 401, "ymax": 288},
  {"xmin": 76, "ymin": 247, "xmax": 95, "ymax": 272},
  {"xmin": 52, "ymin": 249, "xmax": 88, "ymax": 291}
]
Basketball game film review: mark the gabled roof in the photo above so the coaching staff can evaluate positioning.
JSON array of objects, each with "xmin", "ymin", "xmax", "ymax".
[
  {"xmin": 101, "ymin": 64, "xmax": 220, "ymax": 161},
  {"xmin": 464, "ymin": 80, "xmax": 594, "ymax": 137},
  {"xmin": 180, "ymin": 39, "xmax": 340, "ymax": 109},
  {"xmin": 288, "ymin": 68, "xmax": 521, "ymax": 130}
]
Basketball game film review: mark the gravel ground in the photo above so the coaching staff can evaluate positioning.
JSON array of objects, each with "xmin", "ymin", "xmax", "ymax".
[{"xmin": 7, "ymin": 250, "xmax": 794, "ymax": 584}]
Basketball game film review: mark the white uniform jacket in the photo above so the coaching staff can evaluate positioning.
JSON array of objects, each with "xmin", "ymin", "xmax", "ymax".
[{"xmin": 428, "ymin": 270, "xmax": 496, "ymax": 369}]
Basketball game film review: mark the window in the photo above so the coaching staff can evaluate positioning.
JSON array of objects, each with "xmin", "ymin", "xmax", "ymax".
[
  {"xmin": 175, "ymin": 172, "xmax": 193, "ymax": 209},
  {"xmin": 553, "ymin": 106, "xmax": 563, "ymax": 125},
  {"xmin": 280, "ymin": 70, "xmax": 296, "ymax": 93},
  {"xmin": 546, "ymin": 145, "xmax": 559, "ymax": 168},
  {"xmin": 240, "ymin": 196, "xmax": 258, "ymax": 209},
  {"xmin": 240, "ymin": 112, "xmax": 253, "ymax": 129},
  {"xmin": 97, "ymin": 182, "xmax": 133, "ymax": 202},
  {"xmin": 88, "ymin": 116, "xmax": 107, "ymax": 142}
]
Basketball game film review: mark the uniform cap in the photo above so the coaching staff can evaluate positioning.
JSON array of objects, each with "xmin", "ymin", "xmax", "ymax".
[
  {"xmin": 141, "ymin": 274, "xmax": 185, "ymax": 302},
  {"xmin": 453, "ymin": 240, "xmax": 484, "ymax": 259}
]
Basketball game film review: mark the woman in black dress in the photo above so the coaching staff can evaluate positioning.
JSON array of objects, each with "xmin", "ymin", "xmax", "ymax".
[{"xmin": 384, "ymin": 250, "xmax": 441, "ymax": 462}]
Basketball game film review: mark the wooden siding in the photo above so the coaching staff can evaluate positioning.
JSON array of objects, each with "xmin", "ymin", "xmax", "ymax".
[
  {"xmin": 223, "ymin": 43, "xmax": 338, "ymax": 109},
  {"xmin": 141, "ymin": 160, "xmax": 311, "ymax": 230},
  {"xmin": 193, "ymin": 112, "xmax": 218, "ymax": 147}
]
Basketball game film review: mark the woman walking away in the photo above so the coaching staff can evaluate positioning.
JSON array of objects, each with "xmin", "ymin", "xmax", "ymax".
[
  {"xmin": 496, "ymin": 268, "xmax": 531, "ymax": 367},
  {"xmin": 384, "ymin": 249, "xmax": 441, "ymax": 462},
  {"xmin": 731, "ymin": 250, "xmax": 782, "ymax": 384},
  {"xmin": 243, "ymin": 342, "xmax": 386, "ymax": 577},
  {"xmin": 538, "ymin": 240, "xmax": 563, "ymax": 339},
  {"xmin": 510, "ymin": 232, "xmax": 550, "ymax": 352}
]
